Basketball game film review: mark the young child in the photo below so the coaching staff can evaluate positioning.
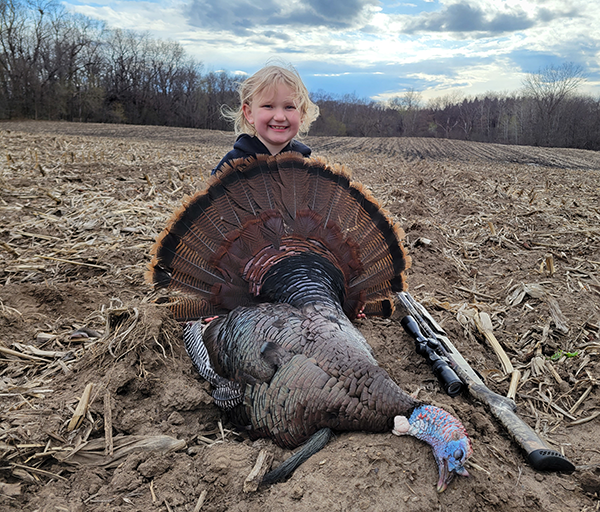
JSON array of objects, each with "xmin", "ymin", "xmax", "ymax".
[{"xmin": 212, "ymin": 64, "xmax": 320, "ymax": 174}]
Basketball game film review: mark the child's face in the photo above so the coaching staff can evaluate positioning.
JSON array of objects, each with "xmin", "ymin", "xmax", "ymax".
[{"xmin": 242, "ymin": 84, "xmax": 303, "ymax": 155}]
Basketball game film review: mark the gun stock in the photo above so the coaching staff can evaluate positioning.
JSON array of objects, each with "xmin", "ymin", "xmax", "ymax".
[{"xmin": 397, "ymin": 292, "xmax": 575, "ymax": 473}]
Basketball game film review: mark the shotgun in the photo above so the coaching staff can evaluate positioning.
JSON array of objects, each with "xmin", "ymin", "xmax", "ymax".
[{"xmin": 397, "ymin": 291, "xmax": 575, "ymax": 472}]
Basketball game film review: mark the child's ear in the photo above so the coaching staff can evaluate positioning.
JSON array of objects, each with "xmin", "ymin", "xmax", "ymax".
[{"xmin": 242, "ymin": 103, "xmax": 254, "ymax": 125}]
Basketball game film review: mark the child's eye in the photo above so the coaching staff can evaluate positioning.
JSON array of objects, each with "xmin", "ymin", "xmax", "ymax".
[{"xmin": 285, "ymin": 105, "xmax": 296, "ymax": 110}]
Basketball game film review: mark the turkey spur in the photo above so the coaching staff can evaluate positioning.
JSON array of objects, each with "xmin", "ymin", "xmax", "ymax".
[{"xmin": 147, "ymin": 153, "xmax": 472, "ymax": 491}]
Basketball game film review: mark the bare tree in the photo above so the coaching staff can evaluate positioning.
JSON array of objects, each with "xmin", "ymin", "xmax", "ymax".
[
  {"xmin": 457, "ymin": 97, "xmax": 478, "ymax": 140},
  {"xmin": 522, "ymin": 62, "xmax": 586, "ymax": 145},
  {"xmin": 40, "ymin": 12, "xmax": 105, "ymax": 120},
  {"xmin": 389, "ymin": 88, "xmax": 422, "ymax": 136},
  {"xmin": 428, "ymin": 92, "xmax": 463, "ymax": 138},
  {"xmin": 0, "ymin": 0, "xmax": 53, "ymax": 117}
]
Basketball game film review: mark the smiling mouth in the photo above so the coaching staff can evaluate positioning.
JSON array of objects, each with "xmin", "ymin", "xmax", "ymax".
[{"xmin": 269, "ymin": 125, "xmax": 288, "ymax": 130}]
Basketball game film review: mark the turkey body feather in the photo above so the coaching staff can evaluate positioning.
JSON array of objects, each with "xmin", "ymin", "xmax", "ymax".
[
  {"xmin": 200, "ymin": 300, "xmax": 419, "ymax": 449},
  {"xmin": 147, "ymin": 153, "xmax": 472, "ymax": 490}
]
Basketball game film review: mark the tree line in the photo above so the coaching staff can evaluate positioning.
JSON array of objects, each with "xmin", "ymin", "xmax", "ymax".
[
  {"xmin": 310, "ymin": 63, "xmax": 599, "ymax": 150},
  {"xmin": 2, "ymin": 0, "xmax": 599, "ymax": 150},
  {"xmin": 0, "ymin": 0, "xmax": 238, "ymax": 129}
]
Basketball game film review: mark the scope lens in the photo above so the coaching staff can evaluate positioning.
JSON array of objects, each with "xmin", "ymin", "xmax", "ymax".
[
  {"xmin": 434, "ymin": 365, "xmax": 463, "ymax": 397},
  {"xmin": 445, "ymin": 380, "xmax": 463, "ymax": 397}
]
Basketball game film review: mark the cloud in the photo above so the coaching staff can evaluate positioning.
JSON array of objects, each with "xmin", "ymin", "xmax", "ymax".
[
  {"xmin": 247, "ymin": 30, "xmax": 292, "ymax": 46},
  {"xmin": 61, "ymin": 0, "xmax": 600, "ymax": 100},
  {"xmin": 305, "ymin": 0, "xmax": 372, "ymax": 21},
  {"xmin": 183, "ymin": 0, "xmax": 378, "ymax": 32},
  {"xmin": 262, "ymin": 31, "xmax": 291, "ymax": 42},
  {"xmin": 401, "ymin": 1, "xmax": 577, "ymax": 36}
]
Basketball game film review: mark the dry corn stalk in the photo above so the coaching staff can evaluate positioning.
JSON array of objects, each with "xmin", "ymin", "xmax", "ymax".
[
  {"xmin": 68, "ymin": 383, "xmax": 94, "ymax": 431},
  {"xmin": 545, "ymin": 254, "xmax": 555, "ymax": 276},
  {"xmin": 473, "ymin": 311, "xmax": 514, "ymax": 375},
  {"xmin": 244, "ymin": 449, "xmax": 273, "ymax": 493},
  {"xmin": 193, "ymin": 490, "xmax": 208, "ymax": 512},
  {"xmin": 459, "ymin": 308, "xmax": 520, "ymax": 398},
  {"xmin": 506, "ymin": 369, "xmax": 521, "ymax": 400},
  {"xmin": 505, "ymin": 283, "xmax": 568, "ymax": 333},
  {"xmin": 54, "ymin": 435, "xmax": 186, "ymax": 468},
  {"xmin": 530, "ymin": 342, "xmax": 546, "ymax": 377}
]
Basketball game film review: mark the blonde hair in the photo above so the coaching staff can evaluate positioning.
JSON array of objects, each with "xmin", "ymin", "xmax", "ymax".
[{"xmin": 223, "ymin": 64, "xmax": 320, "ymax": 137}]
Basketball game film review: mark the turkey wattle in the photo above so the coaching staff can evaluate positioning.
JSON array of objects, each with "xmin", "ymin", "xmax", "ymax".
[{"xmin": 147, "ymin": 153, "xmax": 472, "ymax": 490}]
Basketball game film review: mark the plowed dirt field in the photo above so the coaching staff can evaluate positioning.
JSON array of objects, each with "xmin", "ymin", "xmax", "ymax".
[{"xmin": 1, "ymin": 121, "xmax": 599, "ymax": 511}]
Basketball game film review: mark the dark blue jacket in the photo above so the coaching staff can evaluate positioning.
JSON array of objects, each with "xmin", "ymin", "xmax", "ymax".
[{"xmin": 212, "ymin": 134, "xmax": 312, "ymax": 174}]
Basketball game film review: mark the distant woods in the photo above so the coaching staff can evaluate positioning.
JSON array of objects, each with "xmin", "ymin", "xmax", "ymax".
[
  {"xmin": 2, "ymin": 1, "xmax": 599, "ymax": 150},
  {"xmin": 0, "ymin": 0, "xmax": 237, "ymax": 130},
  {"xmin": 311, "ymin": 63, "xmax": 598, "ymax": 150}
]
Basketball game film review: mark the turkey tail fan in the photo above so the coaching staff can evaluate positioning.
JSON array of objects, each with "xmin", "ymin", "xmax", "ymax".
[{"xmin": 147, "ymin": 152, "xmax": 411, "ymax": 321}]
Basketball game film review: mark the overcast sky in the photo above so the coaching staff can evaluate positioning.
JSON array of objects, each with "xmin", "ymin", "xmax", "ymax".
[{"xmin": 62, "ymin": 0, "xmax": 600, "ymax": 102}]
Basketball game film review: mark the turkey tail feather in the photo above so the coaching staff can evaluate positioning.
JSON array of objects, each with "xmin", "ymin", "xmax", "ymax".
[{"xmin": 148, "ymin": 153, "xmax": 410, "ymax": 320}]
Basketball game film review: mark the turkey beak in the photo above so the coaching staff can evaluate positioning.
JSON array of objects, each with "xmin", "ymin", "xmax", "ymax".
[
  {"xmin": 437, "ymin": 461, "xmax": 470, "ymax": 492},
  {"xmin": 436, "ymin": 459, "xmax": 453, "ymax": 493}
]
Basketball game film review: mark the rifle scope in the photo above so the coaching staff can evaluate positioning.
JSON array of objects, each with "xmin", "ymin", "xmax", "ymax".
[{"xmin": 401, "ymin": 315, "xmax": 464, "ymax": 397}]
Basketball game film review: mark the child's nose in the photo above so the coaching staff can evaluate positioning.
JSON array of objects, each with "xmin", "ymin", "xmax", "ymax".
[{"xmin": 273, "ymin": 108, "xmax": 286, "ymax": 120}]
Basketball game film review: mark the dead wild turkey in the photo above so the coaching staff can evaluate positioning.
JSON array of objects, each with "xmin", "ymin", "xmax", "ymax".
[{"xmin": 147, "ymin": 153, "xmax": 472, "ymax": 491}]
